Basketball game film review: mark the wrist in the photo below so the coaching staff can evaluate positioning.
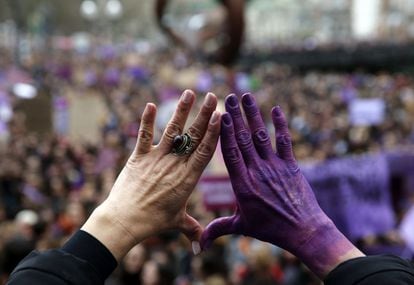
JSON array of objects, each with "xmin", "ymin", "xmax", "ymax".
[
  {"xmin": 293, "ymin": 219, "xmax": 364, "ymax": 279},
  {"xmin": 81, "ymin": 205, "xmax": 147, "ymax": 261}
]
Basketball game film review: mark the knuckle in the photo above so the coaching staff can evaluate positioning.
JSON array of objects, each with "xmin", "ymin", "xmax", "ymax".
[
  {"xmin": 282, "ymin": 160, "xmax": 299, "ymax": 173},
  {"xmin": 140, "ymin": 116, "xmax": 152, "ymax": 125},
  {"xmin": 236, "ymin": 130, "xmax": 252, "ymax": 147},
  {"xmin": 178, "ymin": 100, "xmax": 191, "ymax": 113},
  {"xmin": 187, "ymin": 126, "xmax": 203, "ymax": 143},
  {"xmin": 190, "ymin": 156, "xmax": 207, "ymax": 171},
  {"xmin": 191, "ymin": 144, "xmax": 213, "ymax": 169},
  {"xmin": 205, "ymin": 125, "xmax": 220, "ymax": 141},
  {"xmin": 254, "ymin": 165, "xmax": 274, "ymax": 182},
  {"xmin": 164, "ymin": 122, "xmax": 182, "ymax": 139},
  {"xmin": 289, "ymin": 163, "xmax": 300, "ymax": 173},
  {"xmin": 277, "ymin": 134, "xmax": 292, "ymax": 146},
  {"xmin": 196, "ymin": 142, "xmax": 214, "ymax": 157},
  {"xmin": 229, "ymin": 108, "xmax": 243, "ymax": 120},
  {"xmin": 244, "ymin": 106, "xmax": 260, "ymax": 117},
  {"xmin": 138, "ymin": 128, "xmax": 153, "ymax": 143},
  {"xmin": 200, "ymin": 104, "xmax": 213, "ymax": 116},
  {"xmin": 253, "ymin": 128, "xmax": 270, "ymax": 144},
  {"xmin": 126, "ymin": 155, "xmax": 139, "ymax": 167},
  {"xmin": 225, "ymin": 147, "xmax": 242, "ymax": 163}
]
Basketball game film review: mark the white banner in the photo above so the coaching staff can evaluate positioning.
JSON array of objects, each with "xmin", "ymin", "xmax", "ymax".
[{"xmin": 349, "ymin": 98, "xmax": 385, "ymax": 126}]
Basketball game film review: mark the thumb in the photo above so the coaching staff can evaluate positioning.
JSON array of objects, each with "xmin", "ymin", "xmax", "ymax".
[
  {"xmin": 181, "ymin": 214, "xmax": 203, "ymax": 254},
  {"xmin": 200, "ymin": 215, "xmax": 239, "ymax": 251}
]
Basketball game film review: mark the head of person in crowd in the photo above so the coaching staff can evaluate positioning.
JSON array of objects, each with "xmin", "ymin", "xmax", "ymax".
[
  {"xmin": 0, "ymin": 228, "xmax": 35, "ymax": 280},
  {"xmin": 120, "ymin": 244, "xmax": 147, "ymax": 285},
  {"xmin": 141, "ymin": 259, "xmax": 176, "ymax": 285}
]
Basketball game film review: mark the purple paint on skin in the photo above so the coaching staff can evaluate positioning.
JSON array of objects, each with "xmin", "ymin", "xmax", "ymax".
[
  {"xmin": 201, "ymin": 93, "xmax": 358, "ymax": 278},
  {"xmin": 241, "ymin": 94, "xmax": 273, "ymax": 159},
  {"xmin": 225, "ymin": 94, "xmax": 259, "ymax": 167}
]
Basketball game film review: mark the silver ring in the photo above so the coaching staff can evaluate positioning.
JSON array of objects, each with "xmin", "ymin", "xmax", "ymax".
[{"xmin": 172, "ymin": 133, "xmax": 193, "ymax": 156}]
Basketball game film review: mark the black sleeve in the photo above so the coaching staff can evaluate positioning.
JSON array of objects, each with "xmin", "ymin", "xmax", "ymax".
[
  {"xmin": 7, "ymin": 230, "xmax": 117, "ymax": 285},
  {"xmin": 324, "ymin": 255, "xmax": 414, "ymax": 285}
]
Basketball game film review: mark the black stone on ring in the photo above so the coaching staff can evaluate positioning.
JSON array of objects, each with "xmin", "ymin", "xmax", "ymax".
[{"xmin": 172, "ymin": 133, "xmax": 193, "ymax": 156}]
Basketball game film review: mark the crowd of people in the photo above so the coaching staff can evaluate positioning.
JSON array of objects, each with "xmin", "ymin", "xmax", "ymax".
[{"xmin": 0, "ymin": 43, "xmax": 414, "ymax": 284}]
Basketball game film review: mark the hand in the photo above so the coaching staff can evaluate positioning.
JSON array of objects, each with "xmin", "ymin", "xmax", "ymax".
[
  {"xmin": 82, "ymin": 90, "xmax": 221, "ymax": 260},
  {"xmin": 200, "ymin": 94, "xmax": 363, "ymax": 278}
]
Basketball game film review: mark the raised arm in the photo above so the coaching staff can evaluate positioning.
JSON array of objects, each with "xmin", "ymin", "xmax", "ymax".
[
  {"xmin": 81, "ymin": 90, "xmax": 221, "ymax": 260},
  {"xmin": 8, "ymin": 90, "xmax": 221, "ymax": 284}
]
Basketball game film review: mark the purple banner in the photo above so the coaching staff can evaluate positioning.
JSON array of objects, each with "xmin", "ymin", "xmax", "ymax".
[
  {"xmin": 302, "ymin": 154, "xmax": 396, "ymax": 241},
  {"xmin": 198, "ymin": 176, "xmax": 236, "ymax": 211},
  {"xmin": 386, "ymin": 150, "xmax": 414, "ymax": 176},
  {"xmin": 399, "ymin": 206, "xmax": 414, "ymax": 253},
  {"xmin": 386, "ymin": 149, "xmax": 414, "ymax": 213}
]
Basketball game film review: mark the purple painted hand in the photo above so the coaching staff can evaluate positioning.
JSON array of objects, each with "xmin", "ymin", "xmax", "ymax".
[{"xmin": 200, "ymin": 94, "xmax": 363, "ymax": 278}]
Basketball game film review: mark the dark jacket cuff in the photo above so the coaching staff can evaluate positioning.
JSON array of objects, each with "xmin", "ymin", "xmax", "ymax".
[
  {"xmin": 324, "ymin": 255, "xmax": 414, "ymax": 285},
  {"xmin": 62, "ymin": 230, "xmax": 117, "ymax": 280}
]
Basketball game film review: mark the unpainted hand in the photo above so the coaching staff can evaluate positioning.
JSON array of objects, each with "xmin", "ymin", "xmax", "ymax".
[{"xmin": 83, "ymin": 90, "xmax": 220, "ymax": 259}]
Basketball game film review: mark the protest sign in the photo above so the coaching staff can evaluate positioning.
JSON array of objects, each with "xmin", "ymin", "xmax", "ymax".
[
  {"xmin": 349, "ymin": 98, "xmax": 385, "ymax": 126},
  {"xmin": 198, "ymin": 176, "xmax": 236, "ymax": 211}
]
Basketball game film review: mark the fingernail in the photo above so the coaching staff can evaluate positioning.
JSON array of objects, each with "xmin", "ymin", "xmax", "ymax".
[
  {"xmin": 204, "ymin": 93, "xmax": 215, "ymax": 107},
  {"xmin": 192, "ymin": 241, "xmax": 201, "ymax": 255},
  {"xmin": 242, "ymin": 93, "xmax": 255, "ymax": 106},
  {"xmin": 279, "ymin": 134, "xmax": 290, "ymax": 144},
  {"xmin": 272, "ymin": 106, "xmax": 282, "ymax": 116},
  {"xmin": 222, "ymin": 113, "xmax": 232, "ymax": 126},
  {"xmin": 226, "ymin": 94, "xmax": 238, "ymax": 107},
  {"xmin": 182, "ymin": 90, "xmax": 193, "ymax": 103},
  {"xmin": 210, "ymin": 111, "xmax": 220, "ymax": 125},
  {"xmin": 255, "ymin": 129, "xmax": 269, "ymax": 142}
]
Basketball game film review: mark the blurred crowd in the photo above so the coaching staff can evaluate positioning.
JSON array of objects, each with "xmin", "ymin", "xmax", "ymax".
[{"xmin": 0, "ymin": 44, "xmax": 414, "ymax": 285}]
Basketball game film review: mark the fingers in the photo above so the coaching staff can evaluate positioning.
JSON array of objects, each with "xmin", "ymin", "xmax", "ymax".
[
  {"xmin": 158, "ymin": 90, "xmax": 195, "ymax": 153},
  {"xmin": 181, "ymin": 214, "xmax": 203, "ymax": 254},
  {"xmin": 134, "ymin": 103, "xmax": 156, "ymax": 155},
  {"xmin": 272, "ymin": 106, "xmax": 298, "ymax": 169},
  {"xmin": 186, "ymin": 93, "xmax": 217, "ymax": 150},
  {"xmin": 188, "ymin": 110, "xmax": 221, "ymax": 172},
  {"xmin": 200, "ymin": 215, "xmax": 239, "ymax": 250},
  {"xmin": 241, "ymin": 93, "xmax": 274, "ymax": 159},
  {"xmin": 220, "ymin": 113, "xmax": 248, "ymax": 179},
  {"xmin": 225, "ymin": 94, "xmax": 259, "ymax": 166}
]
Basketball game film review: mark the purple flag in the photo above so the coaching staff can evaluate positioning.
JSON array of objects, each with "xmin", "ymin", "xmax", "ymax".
[
  {"xmin": 399, "ymin": 206, "xmax": 414, "ymax": 253},
  {"xmin": 302, "ymin": 154, "xmax": 396, "ymax": 241},
  {"xmin": 386, "ymin": 150, "xmax": 414, "ymax": 176},
  {"xmin": 386, "ymin": 150, "xmax": 414, "ymax": 213}
]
